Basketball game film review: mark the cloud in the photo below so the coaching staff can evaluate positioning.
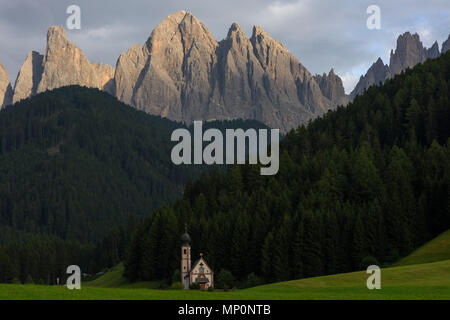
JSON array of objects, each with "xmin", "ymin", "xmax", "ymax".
[
  {"xmin": 0, "ymin": 0, "xmax": 448, "ymax": 93},
  {"xmin": 265, "ymin": 0, "xmax": 309, "ymax": 23},
  {"xmin": 340, "ymin": 72, "xmax": 360, "ymax": 95}
]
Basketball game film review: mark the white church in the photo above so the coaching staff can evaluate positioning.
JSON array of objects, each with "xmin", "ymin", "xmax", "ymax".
[{"xmin": 180, "ymin": 231, "xmax": 214, "ymax": 290}]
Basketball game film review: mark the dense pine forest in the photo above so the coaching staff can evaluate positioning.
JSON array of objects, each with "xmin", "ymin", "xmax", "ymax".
[
  {"xmin": 0, "ymin": 86, "xmax": 267, "ymax": 283},
  {"xmin": 125, "ymin": 52, "xmax": 450, "ymax": 286}
]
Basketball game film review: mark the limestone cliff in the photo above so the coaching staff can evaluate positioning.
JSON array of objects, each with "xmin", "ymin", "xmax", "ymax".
[
  {"xmin": 351, "ymin": 32, "xmax": 449, "ymax": 98},
  {"xmin": 0, "ymin": 62, "xmax": 13, "ymax": 109},
  {"xmin": 12, "ymin": 51, "xmax": 43, "ymax": 103},
  {"xmin": 37, "ymin": 26, "xmax": 115, "ymax": 93},
  {"xmin": 117, "ymin": 12, "xmax": 346, "ymax": 131}
]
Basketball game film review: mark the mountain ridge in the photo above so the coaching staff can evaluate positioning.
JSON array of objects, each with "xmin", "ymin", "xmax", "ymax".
[
  {"xmin": 1, "ymin": 11, "xmax": 449, "ymax": 132},
  {"xmin": 0, "ymin": 11, "xmax": 347, "ymax": 132},
  {"xmin": 351, "ymin": 31, "xmax": 450, "ymax": 98}
]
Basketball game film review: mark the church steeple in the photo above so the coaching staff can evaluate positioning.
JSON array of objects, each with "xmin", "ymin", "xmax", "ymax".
[{"xmin": 180, "ymin": 225, "xmax": 191, "ymax": 289}]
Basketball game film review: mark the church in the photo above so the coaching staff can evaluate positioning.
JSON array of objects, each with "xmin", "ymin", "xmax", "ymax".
[{"xmin": 181, "ymin": 231, "xmax": 214, "ymax": 290}]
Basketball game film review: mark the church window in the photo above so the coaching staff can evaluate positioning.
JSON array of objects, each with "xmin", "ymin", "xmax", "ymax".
[{"xmin": 184, "ymin": 249, "xmax": 187, "ymax": 254}]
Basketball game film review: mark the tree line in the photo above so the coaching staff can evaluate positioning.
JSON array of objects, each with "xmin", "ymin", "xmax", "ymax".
[
  {"xmin": 0, "ymin": 86, "xmax": 267, "ymax": 283},
  {"xmin": 124, "ymin": 52, "xmax": 450, "ymax": 285}
]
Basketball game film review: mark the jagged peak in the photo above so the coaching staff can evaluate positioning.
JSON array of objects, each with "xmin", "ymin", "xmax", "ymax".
[
  {"xmin": 158, "ymin": 10, "xmax": 207, "ymax": 29},
  {"xmin": 164, "ymin": 10, "xmax": 189, "ymax": 24},
  {"xmin": 398, "ymin": 31, "xmax": 419, "ymax": 40},
  {"xmin": 44, "ymin": 25, "xmax": 74, "ymax": 55},
  {"xmin": 252, "ymin": 25, "xmax": 265, "ymax": 37},
  {"xmin": 374, "ymin": 57, "xmax": 386, "ymax": 66},
  {"xmin": 396, "ymin": 31, "xmax": 423, "ymax": 48},
  {"xmin": 367, "ymin": 57, "xmax": 388, "ymax": 73},
  {"xmin": 149, "ymin": 10, "xmax": 214, "ymax": 40},
  {"xmin": 226, "ymin": 23, "xmax": 248, "ymax": 41},
  {"xmin": 228, "ymin": 23, "xmax": 243, "ymax": 34},
  {"xmin": 47, "ymin": 25, "xmax": 67, "ymax": 41},
  {"xmin": 251, "ymin": 25, "xmax": 285, "ymax": 49}
]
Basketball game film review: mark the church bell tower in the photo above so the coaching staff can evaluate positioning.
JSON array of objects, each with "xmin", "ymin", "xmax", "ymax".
[{"xmin": 180, "ymin": 228, "xmax": 192, "ymax": 289}]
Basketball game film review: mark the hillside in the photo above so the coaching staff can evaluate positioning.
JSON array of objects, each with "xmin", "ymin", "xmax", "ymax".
[
  {"xmin": 1, "ymin": 259, "xmax": 449, "ymax": 299},
  {"xmin": 394, "ymin": 229, "xmax": 450, "ymax": 266},
  {"xmin": 0, "ymin": 86, "xmax": 268, "ymax": 284},
  {"xmin": 85, "ymin": 263, "xmax": 161, "ymax": 289},
  {"xmin": 126, "ymin": 52, "xmax": 450, "ymax": 284},
  {"xmin": 0, "ymin": 86, "xmax": 199, "ymax": 243}
]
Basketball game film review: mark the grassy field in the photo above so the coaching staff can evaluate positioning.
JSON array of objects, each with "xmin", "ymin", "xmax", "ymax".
[
  {"xmin": 2, "ymin": 230, "xmax": 449, "ymax": 300},
  {"xmin": 394, "ymin": 230, "xmax": 450, "ymax": 267},
  {"xmin": 84, "ymin": 263, "xmax": 162, "ymax": 289},
  {"xmin": 1, "ymin": 259, "xmax": 449, "ymax": 300}
]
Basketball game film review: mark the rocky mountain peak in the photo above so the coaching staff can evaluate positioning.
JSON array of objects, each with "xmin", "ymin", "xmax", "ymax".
[
  {"xmin": 350, "ymin": 57, "xmax": 389, "ymax": 99},
  {"xmin": 37, "ymin": 25, "xmax": 115, "ymax": 94},
  {"xmin": 12, "ymin": 51, "xmax": 43, "ymax": 103},
  {"xmin": 6, "ymin": 14, "xmax": 351, "ymax": 132},
  {"xmin": 225, "ymin": 23, "xmax": 249, "ymax": 49},
  {"xmin": 351, "ymin": 32, "xmax": 449, "ymax": 98},
  {"xmin": 47, "ymin": 25, "xmax": 68, "ymax": 44},
  {"xmin": 0, "ymin": 61, "xmax": 13, "ymax": 109},
  {"xmin": 251, "ymin": 25, "xmax": 285, "ymax": 51},
  {"xmin": 227, "ymin": 23, "xmax": 245, "ymax": 37},
  {"xmin": 133, "ymin": 11, "xmax": 219, "ymax": 121},
  {"xmin": 314, "ymin": 68, "xmax": 348, "ymax": 106},
  {"xmin": 389, "ymin": 32, "xmax": 426, "ymax": 75},
  {"xmin": 374, "ymin": 57, "xmax": 384, "ymax": 66},
  {"xmin": 426, "ymin": 41, "xmax": 440, "ymax": 59},
  {"xmin": 442, "ymin": 35, "xmax": 450, "ymax": 53}
]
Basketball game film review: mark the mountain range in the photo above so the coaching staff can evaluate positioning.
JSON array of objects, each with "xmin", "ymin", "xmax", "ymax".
[
  {"xmin": 351, "ymin": 32, "xmax": 450, "ymax": 99},
  {"xmin": 0, "ymin": 11, "xmax": 449, "ymax": 132}
]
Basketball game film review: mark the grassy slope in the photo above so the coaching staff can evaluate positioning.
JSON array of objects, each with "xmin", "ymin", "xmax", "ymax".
[
  {"xmin": 393, "ymin": 230, "xmax": 450, "ymax": 267},
  {"xmin": 84, "ymin": 263, "xmax": 161, "ymax": 289},
  {"xmin": 1, "ymin": 259, "xmax": 449, "ymax": 300}
]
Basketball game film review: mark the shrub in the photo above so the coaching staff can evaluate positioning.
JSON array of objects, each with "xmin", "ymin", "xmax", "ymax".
[
  {"xmin": 216, "ymin": 269, "xmax": 235, "ymax": 290},
  {"xmin": 190, "ymin": 282, "xmax": 200, "ymax": 290},
  {"xmin": 245, "ymin": 272, "xmax": 261, "ymax": 288},
  {"xmin": 207, "ymin": 286, "xmax": 214, "ymax": 292},
  {"xmin": 360, "ymin": 256, "xmax": 380, "ymax": 269},
  {"xmin": 170, "ymin": 282, "xmax": 184, "ymax": 290}
]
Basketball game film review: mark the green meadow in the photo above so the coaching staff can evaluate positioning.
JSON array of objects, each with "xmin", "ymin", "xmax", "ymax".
[
  {"xmin": 393, "ymin": 230, "xmax": 450, "ymax": 267},
  {"xmin": 1, "ymin": 259, "xmax": 448, "ymax": 300},
  {"xmin": 2, "ymin": 230, "xmax": 449, "ymax": 300}
]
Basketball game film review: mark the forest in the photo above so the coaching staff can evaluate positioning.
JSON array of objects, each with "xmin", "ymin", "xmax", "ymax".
[
  {"xmin": 124, "ymin": 51, "xmax": 450, "ymax": 286},
  {"xmin": 0, "ymin": 86, "xmax": 266, "ymax": 283}
]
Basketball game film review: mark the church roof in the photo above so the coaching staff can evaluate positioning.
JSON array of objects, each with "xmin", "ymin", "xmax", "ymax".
[
  {"xmin": 190, "ymin": 254, "xmax": 212, "ymax": 272},
  {"xmin": 181, "ymin": 232, "xmax": 192, "ymax": 245}
]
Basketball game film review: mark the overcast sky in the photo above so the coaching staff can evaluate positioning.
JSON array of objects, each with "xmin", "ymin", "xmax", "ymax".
[{"xmin": 0, "ymin": 0, "xmax": 449, "ymax": 93}]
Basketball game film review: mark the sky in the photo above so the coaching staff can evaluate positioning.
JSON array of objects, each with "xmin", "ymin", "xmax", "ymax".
[{"xmin": 0, "ymin": 0, "xmax": 449, "ymax": 93}]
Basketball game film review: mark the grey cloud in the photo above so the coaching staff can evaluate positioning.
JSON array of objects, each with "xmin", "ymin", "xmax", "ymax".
[{"xmin": 0, "ymin": 0, "xmax": 448, "ymax": 93}]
